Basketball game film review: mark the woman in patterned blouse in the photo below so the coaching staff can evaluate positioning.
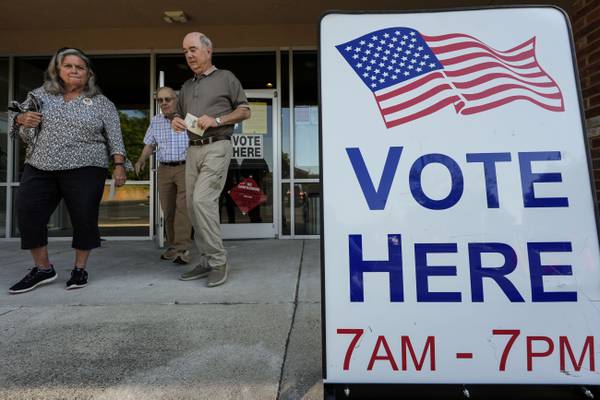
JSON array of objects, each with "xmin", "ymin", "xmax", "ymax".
[{"xmin": 8, "ymin": 48, "xmax": 129, "ymax": 294}]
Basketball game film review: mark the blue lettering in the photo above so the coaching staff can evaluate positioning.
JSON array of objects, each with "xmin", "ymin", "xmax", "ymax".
[
  {"xmin": 528, "ymin": 242, "xmax": 577, "ymax": 302},
  {"xmin": 349, "ymin": 234, "xmax": 404, "ymax": 302},
  {"xmin": 468, "ymin": 242, "xmax": 525, "ymax": 302},
  {"xmin": 409, "ymin": 154, "xmax": 463, "ymax": 210},
  {"xmin": 466, "ymin": 152, "xmax": 512, "ymax": 208},
  {"xmin": 346, "ymin": 147, "xmax": 403, "ymax": 210},
  {"xmin": 518, "ymin": 152, "xmax": 569, "ymax": 208},
  {"xmin": 415, "ymin": 243, "xmax": 461, "ymax": 302}
]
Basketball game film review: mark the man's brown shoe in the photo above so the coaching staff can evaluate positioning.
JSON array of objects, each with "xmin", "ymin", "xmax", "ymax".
[
  {"xmin": 207, "ymin": 263, "xmax": 229, "ymax": 287},
  {"xmin": 160, "ymin": 247, "xmax": 178, "ymax": 261},
  {"xmin": 179, "ymin": 262, "xmax": 210, "ymax": 281}
]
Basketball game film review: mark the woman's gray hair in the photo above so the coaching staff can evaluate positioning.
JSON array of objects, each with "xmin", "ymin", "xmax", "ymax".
[{"xmin": 43, "ymin": 48, "xmax": 101, "ymax": 97}]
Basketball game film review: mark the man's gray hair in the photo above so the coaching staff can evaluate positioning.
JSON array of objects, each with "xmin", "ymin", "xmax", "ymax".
[
  {"xmin": 43, "ymin": 48, "xmax": 101, "ymax": 97},
  {"xmin": 198, "ymin": 33, "xmax": 213, "ymax": 50},
  {"xmin": 156, "ymin": 86, "xmax": 177, "ymax": 97}
]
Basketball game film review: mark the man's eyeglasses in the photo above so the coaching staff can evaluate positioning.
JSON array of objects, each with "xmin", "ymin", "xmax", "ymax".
[{"xmin": 157, "ymin": 97, "xmax": 174, "ymax": 103}]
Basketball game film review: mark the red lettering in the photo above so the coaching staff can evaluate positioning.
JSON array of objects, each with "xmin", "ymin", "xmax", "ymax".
[
  {"xmin": 401, "ymin": 336, "xmax": 436, "ymax": 371},
  {"xmin": 559, "ymin": 336, "xmax": 595, "ymax": 372},
  {"xmin": 368, "ymin": 336, "xmax": 399, "ymax": 371},
  {"xmin": 337, "ymin": 328, "xmax": 364, "ymax": 370},
  {"xmin": 526, "ymin": 336, "xmax": 554, "ymax": 371},
  {"xmin": 493, "ymin": 329, "xmax": 520, "ymax": 371}
]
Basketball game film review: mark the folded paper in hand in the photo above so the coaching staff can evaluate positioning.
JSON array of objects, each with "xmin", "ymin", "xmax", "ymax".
[{"xmin": 184, "ymin": 113, "xmax": 205, "ymax": 136}]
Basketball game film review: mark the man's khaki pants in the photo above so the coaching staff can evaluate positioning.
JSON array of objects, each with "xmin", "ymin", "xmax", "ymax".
[
  {"xmin": 157, "ymin": 164, "xmax": 192, "ymax": 252},
  {"xmin": 185, "ymin": 140, "xmax": 232, "ymax": 268}
]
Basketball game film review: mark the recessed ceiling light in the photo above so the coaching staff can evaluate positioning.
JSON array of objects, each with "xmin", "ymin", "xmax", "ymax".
[{"xmin": 163, "ymin": 11, "xmax": 188, "ymax": 24}]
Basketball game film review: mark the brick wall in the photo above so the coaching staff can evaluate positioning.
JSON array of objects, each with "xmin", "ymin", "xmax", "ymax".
[{"xmin": 571, "ymin": 0, "xmax": 600, "ymax": 205}]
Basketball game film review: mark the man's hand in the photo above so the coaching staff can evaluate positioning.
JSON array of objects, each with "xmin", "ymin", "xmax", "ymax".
[
  {"xmin": 16, "ymin": 112, "xmax": 42, "ymax": 128},
  {"xmin": 197, "ymin": 115, "xmax": 218, "ymax": 130},
  {"xmin": 134, "ymin": 159, "xmax": 145, "ymax": 176},
  {"xmin": 171, "ymin": 116, "xmax": 187, "ymax": 133}
]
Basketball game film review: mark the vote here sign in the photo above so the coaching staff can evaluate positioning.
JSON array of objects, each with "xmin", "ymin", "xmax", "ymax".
[{"xmin": 320, "ymin": 7, "xmax": 600, "ymax": 385}]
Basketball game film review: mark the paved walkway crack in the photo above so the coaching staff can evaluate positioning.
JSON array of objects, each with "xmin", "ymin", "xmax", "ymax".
[
  {"xmin": 0, "ymin": 301, "xmax": 296, "ymax": 309},
  {"xmin": 0, "ymin": 309, "xmax": 17, "ymax": 317},
  {"xmin": 276, "ymin": 239, "xmax": 305, "ymax": 400}
]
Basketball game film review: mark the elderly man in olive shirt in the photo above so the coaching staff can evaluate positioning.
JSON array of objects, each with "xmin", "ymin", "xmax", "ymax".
[{"xmin": 172, "ymin": 32, "xmax": 250, "ymax": 287}]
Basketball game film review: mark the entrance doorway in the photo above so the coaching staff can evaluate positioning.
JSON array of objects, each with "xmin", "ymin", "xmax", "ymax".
[
  {"xmin": 220, "ymin": 90, "xmax": 278, "ymax": 239},
  {"xmin": 151, "ymin": 86, "xmax": 279, "ymax": 242},
  {"xmin": 155, "ymin": 52, "xmax": 279, "ymax": 242}
]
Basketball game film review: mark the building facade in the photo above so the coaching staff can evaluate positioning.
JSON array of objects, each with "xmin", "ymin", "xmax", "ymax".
[{"xmin": 0, "ymin": 0, "xmax": 596, "ymax": 241}]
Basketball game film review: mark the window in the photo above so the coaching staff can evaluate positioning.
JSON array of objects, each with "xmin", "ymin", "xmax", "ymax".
[
  {"xmin": 157, "ymin": 52, "xmax": 276, "ymax": 91},
  {"xmin": 293, "ymin": 52, "xmax": 319, "ymax": 179},
  {"xmin": 0, "ymin": 57, "xmax": 7, "ymax": 236},
  {"xmin": 11, "ymin": 55, "xmax": 151, "ymax": 237}
]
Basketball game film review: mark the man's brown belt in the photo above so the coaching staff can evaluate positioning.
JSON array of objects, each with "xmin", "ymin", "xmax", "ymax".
[{"xmin": 189, "ymin": 135, "xmax": 231, "ymax": 146}]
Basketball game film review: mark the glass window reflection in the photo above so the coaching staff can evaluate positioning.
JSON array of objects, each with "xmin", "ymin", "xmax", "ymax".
[
  {"xmin": 99, "ymin": 183, "xmax": 150, "ymax": 236},
  {"xmin": 293, "ymin": 52, "xmax": 319, "ymax": 179},
  {"xmin": 157, "ymin": 52, "xmax": 276, "ymax": 92},
  {"xmin": 293, "ymin": 183, "xmax": 320, "ymax": 235},
  {"xmin": 0, "ymin": 187, "xmax": 5, "ymax": 237},
  {"xmin": 90, "ymin": 55, "xmax": 150, "ymax": 182},
  {"xmin": 282, "ymin": 183, "xmax": 291, "ymax": 235},
  {"xmin": 0, "ymin": 58, "xmax": 8, "ymax": 184},
  {"xmin": 13, "ymin": 57, "xmax": 49, "ymax": 182},
  {"xmin": 281, "ymin": 51, "xmax": 290, "ymax": 179}
]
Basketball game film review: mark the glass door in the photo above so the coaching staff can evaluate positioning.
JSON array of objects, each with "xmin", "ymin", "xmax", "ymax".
[{"xmin": 220, "ymin": 89, "xmax": 278, "ymax": 239}]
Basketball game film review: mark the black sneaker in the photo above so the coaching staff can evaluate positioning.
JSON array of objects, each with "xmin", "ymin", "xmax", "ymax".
[
  {"xmin": 9, "ymin": 266, "xmax": 57, "ymax": 294},
  {"xmin": 66, "ymin": 267, "xmax": 88, "ymax": 290}
]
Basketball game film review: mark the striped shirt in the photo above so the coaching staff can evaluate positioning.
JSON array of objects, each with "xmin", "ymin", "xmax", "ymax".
[{"xmin": 143, "ymin": 115, "xmax": 188, "ymax": 162}]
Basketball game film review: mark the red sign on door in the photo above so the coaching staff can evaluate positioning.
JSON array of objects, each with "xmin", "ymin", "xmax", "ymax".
[{"xmin": 228, "ymin": 177, "xmax": 267, "ymax": 214}]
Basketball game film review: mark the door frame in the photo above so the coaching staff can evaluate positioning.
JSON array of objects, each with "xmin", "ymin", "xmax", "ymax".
[
  {"xmin": 153, "ymin": 70, "xmax": 166, "ymax": 247},
  {"xmin": 221, "ymin": 89, "xmax": 279, "ymax": 239}
]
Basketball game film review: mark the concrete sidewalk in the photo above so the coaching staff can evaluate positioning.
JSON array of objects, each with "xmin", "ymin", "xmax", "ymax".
[{"xmin": 0, "ymin": 239, "xmax": 323, "ymax": 400}]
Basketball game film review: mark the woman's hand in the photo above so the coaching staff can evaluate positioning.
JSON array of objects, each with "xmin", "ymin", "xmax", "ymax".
[
  {"xmin": 16, "ymin": 112, "xmax": 42, "ymax": 128},
  {"xmin": 112, "ymin": 165, "xmax": 127, "ymax": 187}
]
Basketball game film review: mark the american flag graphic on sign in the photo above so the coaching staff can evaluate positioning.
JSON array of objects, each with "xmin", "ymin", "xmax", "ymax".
[{"xmin": 336, "ymin": 27, "xmax": 564, "ymax": 128}]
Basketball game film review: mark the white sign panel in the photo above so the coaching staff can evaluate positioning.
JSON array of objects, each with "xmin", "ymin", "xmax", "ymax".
[
  {"xmin": 232, "ymin": 134, "xmax": 263, "ymax": 159},
  {"xmin": 320, "ymin": 8, "xmax": 600, "ymax": 385}
]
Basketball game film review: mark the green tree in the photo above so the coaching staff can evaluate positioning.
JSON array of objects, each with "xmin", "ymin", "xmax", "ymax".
[{"xmin": 118, "ymin": 110, "xmax": 149, "ymax": 180}]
